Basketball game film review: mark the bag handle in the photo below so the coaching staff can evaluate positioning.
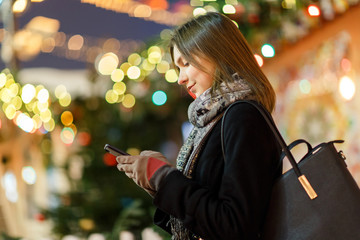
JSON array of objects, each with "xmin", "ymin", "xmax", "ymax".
[{"xmin": 221, "ymin": 100, "xmax": 318, "ymax": 199}]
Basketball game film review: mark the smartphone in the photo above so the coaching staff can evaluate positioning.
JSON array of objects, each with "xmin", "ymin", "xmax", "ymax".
[{"xmin": 104, "ymin": 144, "xmax": 130, "ymax": 156}]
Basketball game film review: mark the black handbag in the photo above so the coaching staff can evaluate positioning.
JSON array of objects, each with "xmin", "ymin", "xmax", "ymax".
[{"xmin": 221, "ymin": 100, "xmax": 360, "ymax": 240}]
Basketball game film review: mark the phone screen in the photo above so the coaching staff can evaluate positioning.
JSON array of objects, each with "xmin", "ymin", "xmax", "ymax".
[{"xmin": 104, "ymin": 144, "xmax": 130, "ymax": 156}]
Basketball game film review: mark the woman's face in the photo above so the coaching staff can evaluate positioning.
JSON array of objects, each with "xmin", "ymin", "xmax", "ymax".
[{"xmin": 173, "ymin": 45, "xmax": 216, "ymax": 98}]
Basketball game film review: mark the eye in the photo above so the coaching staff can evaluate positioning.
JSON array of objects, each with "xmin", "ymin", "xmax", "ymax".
[{"xmin": 183, "ymin": 62, "xmax": 190, "ymax": 67}]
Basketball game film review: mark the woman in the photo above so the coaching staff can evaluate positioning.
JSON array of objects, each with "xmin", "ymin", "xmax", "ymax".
[{"xmin": 116, "ymin": 12, "xmax": 282, "ymax": 239}]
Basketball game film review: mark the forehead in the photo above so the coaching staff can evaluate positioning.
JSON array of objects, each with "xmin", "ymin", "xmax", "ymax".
[{"xmin": 172, "ymin": 45, "xmax": 183, "ymax": 63}]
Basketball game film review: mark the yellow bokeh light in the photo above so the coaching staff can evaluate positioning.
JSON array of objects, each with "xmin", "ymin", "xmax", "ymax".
[
  {"xmin": 142, "ymin": 59, "xmax": 155, "ymax": 71},
  {"xmin": 156, "ymin": 61, "xmax": 170, "ymax": 73},
  {"xmin": 40, "ymin": 109, "xmax": 52, "ymax": 122},
  {"xmin": 43, "ymin": 118, "xmax": 55, "ymax": 132},
  {"xmin": 117, "ymin": 94, "xmax": 125, "ymax": 103},
  {"xmin": 8, "ymin": 83, "xmax": 19, "ymax": 97},
  {"xmin": 21, "ymin": 84, "xmax": 36, "ymax": 104},
  {"xmin": 37, "ymin": 88, "xmax": 49, "ymax": 103},
  {"xmin": 5, "ymin": 104, "xmax": 17, "ymax": 119},
  {"xmin": 148, "ymin": 46, "xmax": 161, "ymax": 54},
  {"xmin": 105, "ymin": 89, "xmax": 119, "ymax": 104},
  {"xmin": 59, "ymin": 93, "xmax": 71, "ymax": 107},
  {"xmin": 165, "ymin": 69, "xmax": 178, "ymax": 83},
  {"xmin": 128, "ymin": 53, "xmax": 142, "ymax": 66},
  {"xmin": 37, "ymin": 101, "xmax": 49, "ymax": 112},
  {"xmin": 13, "ymin": 0, "xmax": 28, "ymax": 13},
  {"xmin": 0, "ymin": 73, "xmax": 6, "ymax": 88},
  {"xmin": 223, "ymin": 4, "xmax": 236, "ymax": 14},
  {"xmin": 127, "ymin": 66, "xmax": 141, "ymax": 80},
  {"xmin": 5, "ymin": 75, "xmax": 15, "ymax": 88},
  {"xmin": 61, "ymin": 111, "xmax": 73, "ymax": 126},
  {"xmin": 68, "ymin": 34, "xmax": 84, "ymax": 50},
  {"xmin": 111, "ymin": 69, "xmax": 125, "ymax": 82},
  {"xmin": 97, "ymin": 52, "xmax": 119, "ymax": 75},
  {"xmin": 148, "ymin": 52, "xmax": 162, "ymax": 64},
  {"xmin": 32, "ymin": 114, "xmax": 42, "ymax": 129},
  {"xmin": 55, "ymin": 85, "xmax": 67, "ymax": 99},
  {"xmin": 120, "ymin": 62, "xmax": 132, "ymax": 74},
  {"xmin": 122, "ymin": 94, "xmax": 136, "ymax": 108},
  {"xmin": 11, "ymin": 96, "xmax": 22, "ymax": 110},
  {"xmin": 113, "ymin": 82, "xmax": 126, "ymax": 95},
  {"xmin": 134, "ymin": 4, "xmax": 152, "ymax": 18},
  {"xmin": 193, "ymin": 7, "xmax": 207, "ymax": 16},
  {"xmin": 1, "ymin": 88, "xmax": 12, "ymax": 103}
]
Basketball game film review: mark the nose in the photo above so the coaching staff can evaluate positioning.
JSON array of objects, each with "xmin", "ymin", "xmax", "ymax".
[{"xmin": 177, "ymin": 70, "xmax": 188, "ymax": 85}]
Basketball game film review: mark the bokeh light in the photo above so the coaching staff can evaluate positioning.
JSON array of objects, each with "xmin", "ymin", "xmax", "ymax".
[
  {"xmin": 16, "ymin": 113, "xmax": 35, "ymax": 132},
  {"xmin": 2, "ymin": 171, "xmax": 18, "ymax": 203},
  {"xmin": 111, "ymin": 69, "xmax": 125, "ymax": 82},
  {"xmin": 128, "ymin": 53, "xmax": 142, "ymax": 66},
  {"xmin": 156, "ymin": 60, "xmax": 170, "ymax": 73},
  {"xmin": 12, "ymin": 0, "xmax": 27, "ymax": 13},
  {"xmin": 127, "ymin": 66, "xmax": 141, "ymax": 80},
  {"xmin": 113, "ymin": 82, "xmax": 126, "ymax": 95},
  {"xmin": 254, "ymin": 54, "xmax": 264, "ymax": 67},
  {"xmin": 261, "ymin": 44, "xmax": 275, "ymax": 58},
  {"xmin": 43, "ymin": 118, "xmax": 55, "ymax": 132},
  {"xmin": 68, "ymin": 34, "xmax": 84, "ymax": 50},
  {"xmin": 60, "ymin": 127, "xmax": 75, "ymax": 145},
  {"xmin": 22, "ymin": 166, "xmax": 37, "ymax": 185},
  {"xmin": 299, "ymin": 79, "xmax": 312, "ymax": 94},
  {"xmin": 152, "ymin": 90, "xmax": 167, "ymax": 106},
  {"xmin": 21, "ymin": 84, "xmax": 36, "ymax": 104},
  {"xmin": 122, "ymin": 94, "xmax": 136, "ymax": 108},
  {"xmin": 339, "ymin": 76, "xmax": 355, "ymax": 100},
  {"xmin": 97, "ymin": 52, "xmax": 119, "ymax": 75},
  {"xmin": 59, "ymin": 93, "xmax": 72, "ymax": 107},
  {"xmin": 61, "ymin": 111, "xmax": 74, "ymax": 126},
  {"xmin": 341, "ymin": 58, "xmax": 351, "ymax": 72},
  {"xmin": 105, "ymin": 89, "xmax": 119, "ymax": 104},
  {"xmin": 37, "ymin": 88, "xmax": 49, "ymax": 103},
  {"xmin": 55, "ymin": 85, "xmax": 67, "ymax": 99},
  {"xmin": 193, "ymin": 7, "xmax": 206, "ymax": 16},
  {"xmin": 308, "ymin": 5, "xmax": 321, "ymax": 17},
  {"xmin": 165, "ymin": 69, "xmax": 178, "ymax": 83},
  {"xmin": 223, "ymin": 4, "xmax": 236, "ymax": 14}
]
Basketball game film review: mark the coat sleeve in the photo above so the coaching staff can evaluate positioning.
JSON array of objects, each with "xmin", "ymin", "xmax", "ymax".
[{"xmin": 153, "ymin": 103, "xmax": 282, "ymax": 239}]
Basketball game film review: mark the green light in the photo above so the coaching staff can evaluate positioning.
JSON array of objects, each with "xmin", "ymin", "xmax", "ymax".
[{"xmin": 152, "ymin": 91, "xmax": 167, "ymax": 106}]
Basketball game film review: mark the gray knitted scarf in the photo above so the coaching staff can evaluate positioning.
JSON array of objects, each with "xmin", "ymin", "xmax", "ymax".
[{"xmin": 169, "ymin": 74, "xmax": 254, "ymax": 240}]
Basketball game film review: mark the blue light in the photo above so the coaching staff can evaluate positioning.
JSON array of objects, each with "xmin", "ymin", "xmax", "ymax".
[{"xmin": 152, "ymin": 91, "xmax": 167, "ymax": 106}]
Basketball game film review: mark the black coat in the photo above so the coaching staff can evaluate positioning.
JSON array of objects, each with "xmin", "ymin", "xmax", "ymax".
[{"xmin": 153, "ymin": 102, "xmax": 282, "ymax": 240}]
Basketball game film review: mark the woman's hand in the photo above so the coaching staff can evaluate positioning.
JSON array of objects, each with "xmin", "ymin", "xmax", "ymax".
[{"xmin": 116, "ymin": 151, "xmax": 175, "ymax": 196}]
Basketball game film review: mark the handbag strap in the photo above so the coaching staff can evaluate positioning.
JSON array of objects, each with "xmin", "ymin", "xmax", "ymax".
[{"xmin": 221, "ymin": 100, "xmax": 318, "ymax": 199}]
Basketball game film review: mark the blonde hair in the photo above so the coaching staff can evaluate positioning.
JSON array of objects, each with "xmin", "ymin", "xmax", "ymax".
[{"xmin": 170, "ymin": 12, "xmax": 276, "ymax": 112}]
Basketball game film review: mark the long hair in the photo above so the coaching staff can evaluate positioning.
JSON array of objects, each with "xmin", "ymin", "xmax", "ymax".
[{"xmin": 169, "ymin": 12, "xmax": 276, "ymax": 113}]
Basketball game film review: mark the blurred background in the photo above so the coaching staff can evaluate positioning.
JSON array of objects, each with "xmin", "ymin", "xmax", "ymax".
[{"xmin": 0, "ymin": 0, "xmax": 359, "ymax": 239}]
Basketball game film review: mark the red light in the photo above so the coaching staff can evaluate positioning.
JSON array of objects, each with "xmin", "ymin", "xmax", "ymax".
[
  {"xmin": 103, "ymin": 153, "xmax": 117, "ymax": 166},
  {"xmin": 308, "ymin": 5, "xmax": 320, "ymax": 17}
]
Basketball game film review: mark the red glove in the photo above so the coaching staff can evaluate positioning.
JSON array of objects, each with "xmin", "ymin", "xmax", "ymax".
[{"xmin": 116, "ymin": 151, "xmax": 175, "ymax": 196}]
